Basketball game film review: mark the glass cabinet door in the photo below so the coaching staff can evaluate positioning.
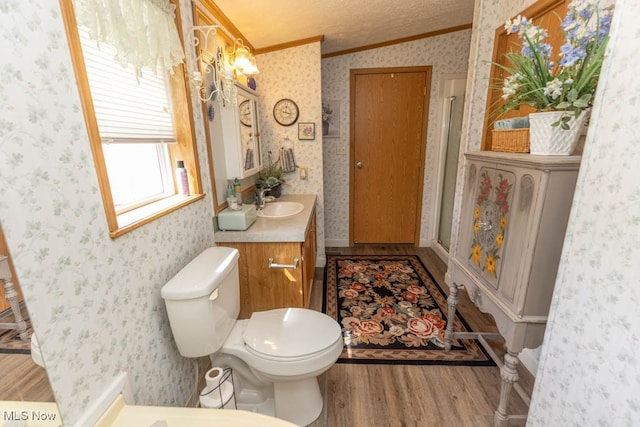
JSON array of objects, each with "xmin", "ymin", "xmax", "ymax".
[
  {"xmin": 219, "ymin": 84, "xmax": 262, "ymax": 179},
  {"xmin": 238, "ymin": 91, "xmax": 261, "ymax": 175}
]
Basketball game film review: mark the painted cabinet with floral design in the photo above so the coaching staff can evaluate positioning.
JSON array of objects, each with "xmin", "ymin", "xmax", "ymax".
[
  {"xmin": 446, "ymin": 151, "xmax": 580, "ymax": 425},
  {"xmin": 449, "ymin": 151, "xmax": 580, "ymax": 350}
]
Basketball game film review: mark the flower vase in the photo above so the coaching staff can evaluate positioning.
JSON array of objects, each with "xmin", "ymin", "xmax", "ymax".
[
  {"xmin": 322, "ymin": 120, "xmax": 330, "ymax": 136},
  {"xmin": 528, "ymin": 110, "xmax": 589, "ymax": 155},
  {"xmin": 266, "ymin": 183, "xmax": 281, "ymax": 198}
]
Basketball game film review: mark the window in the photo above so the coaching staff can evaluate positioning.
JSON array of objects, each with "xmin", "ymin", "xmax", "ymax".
[
  {"xmin": 61, "ymin": 0, "xmax": 203, "ymax": 238},
  {"xmin": 102, "ymin": 143, "xmax": 173, "ymax": 210}
]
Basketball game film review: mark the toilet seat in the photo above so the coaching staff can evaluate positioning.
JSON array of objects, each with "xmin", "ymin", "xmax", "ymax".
[{"xmin": 243, "ymin": 308, "xmax": 342, "ymax": 359}]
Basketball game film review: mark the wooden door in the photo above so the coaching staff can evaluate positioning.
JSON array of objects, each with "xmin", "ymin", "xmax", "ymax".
[{"xmin": 350, "ymin": 67, "xmax": 430, "ymax": 244}]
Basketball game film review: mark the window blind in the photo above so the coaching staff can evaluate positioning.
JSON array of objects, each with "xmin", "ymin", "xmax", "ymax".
[{"xmin": 79, "ymin": 28, "xmax": 176, "ymax": 143}]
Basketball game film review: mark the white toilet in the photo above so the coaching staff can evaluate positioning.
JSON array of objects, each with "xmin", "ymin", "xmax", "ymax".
[{"xmin": 161, "ymin": 247, "xmax": 343, "ymax": 426}]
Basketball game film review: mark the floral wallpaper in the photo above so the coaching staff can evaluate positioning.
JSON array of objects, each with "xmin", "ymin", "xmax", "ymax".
[
  {"xmin": 3, "ymin": 0, "xmax": 637, "ymax": 424},
  {"xmin": 454, "ymin": 0, "xmax": 640, "ymax": 424},
  {"xmin": 527, "ymin": 0, "xmax": 640, "ymax": 424},
  {"xmin": 0, "ymin": 0, "xmax": 215, "ymax": 424},
  {"xmin": 255, "ymin": 43, "xmax": 326, "ymax": 264},
  {"xmin": 321, "ymin": 29, "xmax": 472, "ymax": 246}
]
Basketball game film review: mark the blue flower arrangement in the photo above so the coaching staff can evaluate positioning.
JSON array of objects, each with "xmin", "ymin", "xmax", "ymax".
[{"xmin": 496, "ymin": 0, "xmax": 613, "ymax": 129}]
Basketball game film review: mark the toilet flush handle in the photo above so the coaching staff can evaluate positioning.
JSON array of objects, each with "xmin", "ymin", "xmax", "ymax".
[{"xmin": 209, "ymin": 288, "xmax": 219, "ymax": 301}]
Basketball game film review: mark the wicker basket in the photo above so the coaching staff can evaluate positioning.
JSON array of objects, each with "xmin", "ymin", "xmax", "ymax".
[{"xmin": 492, "ymin": 129, "xmax": 530, "ymax": 153}]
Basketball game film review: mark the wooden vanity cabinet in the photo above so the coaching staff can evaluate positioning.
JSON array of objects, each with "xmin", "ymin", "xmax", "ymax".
[{"xmin": 218, "ymin": 211, "xmax": 317, "ymax": 319}]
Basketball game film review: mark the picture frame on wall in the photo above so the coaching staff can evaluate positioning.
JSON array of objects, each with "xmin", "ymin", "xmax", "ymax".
[
  {"xmin": 322, "ymin": 99, "xmax": 340, "ymax": 138},
  {"xmin": 298, "ymin": 122, "xmax": 315, "ymax": 140}
]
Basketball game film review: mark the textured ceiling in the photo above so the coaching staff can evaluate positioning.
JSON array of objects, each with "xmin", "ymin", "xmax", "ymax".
[{"xmin": 212, "ymin": 0, "xmax": 475, "ymax": 55}]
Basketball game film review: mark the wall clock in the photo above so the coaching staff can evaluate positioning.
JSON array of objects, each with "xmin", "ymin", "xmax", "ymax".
[
  {"xmin": 273, "ymin": 98, "xmax": 299, "ymax": 126},
  {"xmin": 239, "ymin": 100, "xmax": 251, "ymax": 127}
]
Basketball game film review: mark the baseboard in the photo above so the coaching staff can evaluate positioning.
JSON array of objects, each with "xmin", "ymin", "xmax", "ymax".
[
  {"xmin": 430, "ymin": 240, "xmax": 449, "ymax": 264},
  {"xmin": 73, "ymin": 372, "xmax": 132, "ymax": 427},
  {"xmin": 324, "ymin": 238, "xmax": 349, "ymax": 247}
]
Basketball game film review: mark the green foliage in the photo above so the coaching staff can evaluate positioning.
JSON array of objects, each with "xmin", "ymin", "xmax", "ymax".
[{"xmin": 256, "ymin": 163, "xmax": 284, "ymax": 188}]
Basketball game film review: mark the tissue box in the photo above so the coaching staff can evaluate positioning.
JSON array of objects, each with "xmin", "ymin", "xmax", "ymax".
[{"xmin": 217, "ymin": 204, "xmax": 257, "ymax": 231}]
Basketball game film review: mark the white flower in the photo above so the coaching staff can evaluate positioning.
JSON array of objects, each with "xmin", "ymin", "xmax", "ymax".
[
  {"xmin": 544, "ymin": 78, "xmax": 563, "ymax": 100},
  {"xmin": 502, "ymin": 74, "xmax": 522, "ymax": 100}
]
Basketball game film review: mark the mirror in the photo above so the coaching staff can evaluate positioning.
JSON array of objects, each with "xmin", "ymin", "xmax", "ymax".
[
  {"xmin": 0, "ymin": 225, "xmax": 56, "ymax": 404},
  {"xmin": 237, "ymin": 89, "xmax": 262, "ymax": 176}
]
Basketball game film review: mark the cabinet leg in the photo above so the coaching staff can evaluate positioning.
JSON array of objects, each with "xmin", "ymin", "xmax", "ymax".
[
  {"xmin": 444, "ymin": 283, "xmax": 461, "ymax": 351},
  {"xmin": 2, "ymin": 277, "xmax": 29, "ymax": 341},
  {"xmin": 494, "ymin": 351, "xmax": 520, "ymax": 427}
]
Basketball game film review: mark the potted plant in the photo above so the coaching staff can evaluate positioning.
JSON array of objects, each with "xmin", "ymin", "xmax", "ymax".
[
  {"xmin": 256, "ymin": 163, "xmax": 284, "ymax": 198},
  {"xmin": 494, "ymin": 0, "xmax": 613, "ymax": 154}
]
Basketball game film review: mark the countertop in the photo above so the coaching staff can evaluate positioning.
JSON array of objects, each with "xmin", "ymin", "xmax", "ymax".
[
  {"xmin": 94, "ymin": 395, "xmax": 297, "ymax": 427},
  {"xmin": 214, "ymin": 194, "xmax": 316, "ymax": 243}
]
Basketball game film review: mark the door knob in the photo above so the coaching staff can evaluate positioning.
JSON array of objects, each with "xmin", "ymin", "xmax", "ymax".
[{"xmin": 356, "ymin": 162, "xmax": 363, "ymax": 168}]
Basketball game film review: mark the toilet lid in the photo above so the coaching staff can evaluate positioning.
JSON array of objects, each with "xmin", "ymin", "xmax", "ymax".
[{"xmin": 243, "ymin": 308, "xmax": 342, "ymax": 358}]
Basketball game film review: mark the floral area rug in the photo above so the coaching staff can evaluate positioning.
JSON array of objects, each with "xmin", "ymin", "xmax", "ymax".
[
  {"xmin": 323, "ymin": 255, "xmax": 495, "ymax": 366},
  {"xmin": 0, "ymin": 307, "xmax": 32, "ymax": 354}
]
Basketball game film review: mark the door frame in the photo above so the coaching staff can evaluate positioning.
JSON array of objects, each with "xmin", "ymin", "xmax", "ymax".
[{"xmin": 348, "ymin": 66, "xmax": 431, "ymax": 246}]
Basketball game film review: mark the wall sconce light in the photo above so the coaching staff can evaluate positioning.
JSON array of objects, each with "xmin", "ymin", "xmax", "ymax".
[
  {"xmin": 230, "ymin": 38, "xmax": 260, "ymax": 76},
  {"xmin": 187, "ymin": 25, "xmax": 235, "ymax": 104},
  {"xmin": 187, "ymin": 27, "xmax": 259, "ymax": 104}
]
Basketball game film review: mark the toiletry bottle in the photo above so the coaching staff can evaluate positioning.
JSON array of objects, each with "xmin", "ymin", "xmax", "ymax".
[
  {"xmin": 226, "ymin": 184, "xmax": 238, "ymax": 210},
  {"xmin": 233, "ymin": 178, "xmax": 242, "ymax": 207},
  {"xmin": 176, "ymin": 160, "xmax": 190, "ymax": 196}
]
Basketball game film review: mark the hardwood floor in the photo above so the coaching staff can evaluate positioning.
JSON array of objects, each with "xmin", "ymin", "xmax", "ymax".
[
  {"xmin": 0, "ymin": 246, "xmax": 534, "ymax": 427},
  {"xmin": 309, "ymin": 246, "xmax": 533, "ymax": 427},
  {"xmin": 0, "ymin": 304, "xmax": 55, "ymax": 402},
  {"xmin": 0, "ymin": 352, "xmax": 55, "ymax": 402}
]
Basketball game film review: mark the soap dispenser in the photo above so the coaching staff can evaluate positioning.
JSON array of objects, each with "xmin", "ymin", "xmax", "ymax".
[{"xmin": 233, "ymin": 178, "xmax": 242, "ymax": 207}]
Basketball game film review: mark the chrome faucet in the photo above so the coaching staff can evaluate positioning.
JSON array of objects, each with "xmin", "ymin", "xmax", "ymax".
[{"xmin": 255, "ymin": 187, "xmax": 270, "ymax": 210}]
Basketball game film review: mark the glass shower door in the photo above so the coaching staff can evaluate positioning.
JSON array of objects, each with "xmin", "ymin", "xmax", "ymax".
[{"xmin": 437, "ymin": 93, "xmax": 465, "ymax": 251}]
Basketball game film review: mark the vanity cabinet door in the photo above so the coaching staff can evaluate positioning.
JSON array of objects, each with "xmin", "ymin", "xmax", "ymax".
[
  {"xmin": 220, "ymin": 84, "xmax": 262, "ymax": 179},
  {"xmin": 218, "ymin": 241, "xmax": 303, "ymax": 319},
  {"xmin": 218, "ymin": 213, "xmax": 317, "ymax": 318}
]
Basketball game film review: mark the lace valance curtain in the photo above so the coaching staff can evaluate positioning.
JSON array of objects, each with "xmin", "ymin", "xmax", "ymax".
[{"xmin": 73, "ymin": 0, "xmax": 185, "ymax": 77}]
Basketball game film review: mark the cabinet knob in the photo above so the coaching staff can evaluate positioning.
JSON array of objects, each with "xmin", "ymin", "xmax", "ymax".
[{"xmin": 356, "ymin": 162, "xmax": 363, "ymax": 169}]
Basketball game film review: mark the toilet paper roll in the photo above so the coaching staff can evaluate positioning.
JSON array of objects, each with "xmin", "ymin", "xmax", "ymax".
[
  {"xmin": 205, "ymin": 367, "xmax": 224, "ymax": 389},
  {"xmin": 200, "ymin": 367, "xmax": 234, "ymax": 409}
]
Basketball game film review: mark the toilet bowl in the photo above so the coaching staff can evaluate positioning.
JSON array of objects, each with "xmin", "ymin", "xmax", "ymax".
[
  {"xmin": 162, "ymin": 247, "xmax": 343, "ymax": 426},
  {"xmin": 219, "ymin": 309, "xmax": 343, "ymax": 425}
]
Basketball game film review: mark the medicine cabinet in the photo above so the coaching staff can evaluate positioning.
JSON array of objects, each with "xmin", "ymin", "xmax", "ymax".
[
  {"xmin": 203, "ymin": 81, "xmax": 262, "ymax": 214},
  {"xmin": 220, "ymin": 83, "xmax": 262, "ymax": 180}
]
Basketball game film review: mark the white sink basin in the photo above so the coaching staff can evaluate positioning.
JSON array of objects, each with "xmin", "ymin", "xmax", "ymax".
[{"xmin": 257, "ymin": 202, "xmax": 304, "ymax": 218}]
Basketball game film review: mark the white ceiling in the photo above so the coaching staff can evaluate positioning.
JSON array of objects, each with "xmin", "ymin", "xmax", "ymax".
[{"xmin": 212, "ymin": 0, "xmax": 475, "ymax": 55}]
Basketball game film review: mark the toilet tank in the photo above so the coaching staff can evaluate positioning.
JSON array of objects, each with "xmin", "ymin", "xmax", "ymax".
[{"xmin": 161, "ymin": 247, "xmax": 240, "ymax": 358}]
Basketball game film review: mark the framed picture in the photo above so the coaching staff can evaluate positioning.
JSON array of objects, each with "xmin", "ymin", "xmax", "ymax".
[
  {"xmin": 322, "ymin": 99, "xmax": 341, "ymax": 138},
  {"xmin": 298, "ymin": 122, "xmax": 315, "ymax": 140}
]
